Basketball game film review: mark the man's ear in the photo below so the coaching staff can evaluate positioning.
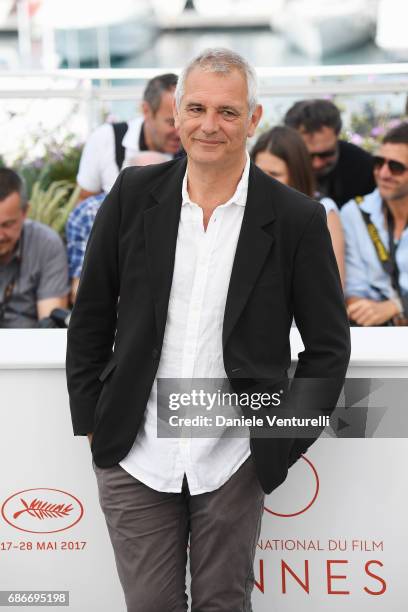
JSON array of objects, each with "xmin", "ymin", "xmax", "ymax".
[
  {"xmin": 22, "ymin": 202, "xmax": 30, "ymax": 219},
  {"xmin": 173, "ymin": 97, "xmax": 180, "ymax": 130},
  {"xmin": 142, "ymin": 100, "xmax": 152, "ymax": 120},
  {"xmin": 247, "ymin": 104, "xmax": 263, "ymax": 138}
]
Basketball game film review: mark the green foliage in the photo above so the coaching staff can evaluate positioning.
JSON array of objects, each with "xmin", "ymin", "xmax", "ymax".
[
  {"xmin": 37, "ymin": 143, "xmax": 82, "ymax": 191},
  {"xmin": 340, "ymin": 101, "xmax": 407, "ymax": 153},
  {"xmin": 19, "ymin": 163, "xmax": 44, "ymax": 201},
  {"xmin": 28, "ymin": 180, "xmax": 80, "ymax": 240},
  {"xmin": 14, "ymin": 139, "xmax": 83, "ymax": 200},
  {"xmin": 10, "ymin": 136, "xmax": 83, "ymax": 239}
]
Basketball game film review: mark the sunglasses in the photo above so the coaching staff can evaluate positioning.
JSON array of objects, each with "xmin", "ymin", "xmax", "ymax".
[
  {"xmin": 309, "ymin": 148, "xmax": 337, "ymax": 160},
  {"xmin": 373, "ymin": 155, "xmax": 408, "ymax": 176}
]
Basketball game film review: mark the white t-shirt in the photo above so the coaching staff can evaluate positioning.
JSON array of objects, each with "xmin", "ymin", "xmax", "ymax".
[
  {"xmin": 320, "ymin": 196, "xmax": 339, "ymax": 217},
  {"xmin": 77, "ymin": 116, "xmax": 171, "ymax": 194}
]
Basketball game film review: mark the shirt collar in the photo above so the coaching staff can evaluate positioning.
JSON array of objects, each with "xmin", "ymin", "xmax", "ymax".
[
  {"xmin": 182, "ymin": 151, "xmax": 250, "ymax": 208},
  {"xmin": 2, "ymin": 225, "xmax": 24, "ymax": 268},
  {"xmin": 121, "ymin": 116, "xmax": 144, "ymax": 151},
  {"xmin": 360, "ymin": 188, "xmax": 387, "ymax": 229},
  {"xmin": 13, "ymin": 224, "xmax": 24, "ymax": 261}
]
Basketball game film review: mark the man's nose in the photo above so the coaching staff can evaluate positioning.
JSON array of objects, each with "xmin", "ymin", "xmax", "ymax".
[
  {"xmin": 201, "ymin": 110, "xmax": 218, "ymax": 134},
  {"xmin": 311, "ymin": 156, "xmax": 326, "ymax": 170},
  {"xmin": 169, "ymin": 126, "xmax": 180, "ymax": 138},
  {"xmin": 377, "ymin": 162, "xmax": 392, "ymax": 180}
]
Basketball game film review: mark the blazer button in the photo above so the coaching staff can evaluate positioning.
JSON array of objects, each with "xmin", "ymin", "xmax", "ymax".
[{"xmin": 152, "ymin": 348, "xmax": 159, "ymax": 359}]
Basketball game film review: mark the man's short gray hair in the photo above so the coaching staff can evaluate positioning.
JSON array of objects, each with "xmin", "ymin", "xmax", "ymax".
[
  {"xmin": 143, "ymin": 73, "xmax": 178, "ymax": 114},
  {"xmin": 175, "ymin": 48, "xmax": 258, "ymax": 115}
]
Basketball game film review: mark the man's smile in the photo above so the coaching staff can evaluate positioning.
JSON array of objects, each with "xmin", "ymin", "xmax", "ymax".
[{"xmin": 194, "ymin": 138, "xmax": 226, "ymax": 145}]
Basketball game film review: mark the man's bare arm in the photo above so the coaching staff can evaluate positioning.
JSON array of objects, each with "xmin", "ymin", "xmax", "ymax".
[
  {"xmin": 78, "ymin": 187, "xmax": 100, "ymax": 203},
  {"xmin": 347, "ymin": 297, "xmax": 399, "ymax": 326},
  {"xmin": 37, "ymin": 295, "xmax": 68, "ymax": 320}
]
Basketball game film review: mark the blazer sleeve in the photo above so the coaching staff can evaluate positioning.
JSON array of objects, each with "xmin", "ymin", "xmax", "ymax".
[
  {"xmin": 288, "ymin": 203, "xmax": 351, "ymax": 463},
  {"xmin": 65, "ymin": 170, "xmax": 124, "ymax": 435}
]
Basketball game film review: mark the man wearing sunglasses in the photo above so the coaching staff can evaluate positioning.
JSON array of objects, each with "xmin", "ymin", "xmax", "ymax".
[
  {"xmin": 341, "ymin": 122, "xmax": 408, "ymax": 326},
  {"xmin": 284, "ymin": 99, "xmax": 375, "ymax": 207}
]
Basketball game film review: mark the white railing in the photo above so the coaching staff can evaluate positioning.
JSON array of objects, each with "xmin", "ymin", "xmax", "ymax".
[
  {"xmin": 0, "ymin": 63, "xmax": 407, "ymax": 159},
  {"xmin": 3, "ymin": 62, "xmax": 408, "ymax": 78},
  {"xmin": 1, "ymin": 63, "xmax": 408, "ymax": 100}
]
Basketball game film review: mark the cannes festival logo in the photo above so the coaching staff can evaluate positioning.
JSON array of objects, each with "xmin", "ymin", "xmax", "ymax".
[
  {"xmin": 264, "ymin": 456, "xmax": 319, "ymax": 518},
  {"xmin": 1, "ymin": 488, "xmax": 84, "ymax": 534}
]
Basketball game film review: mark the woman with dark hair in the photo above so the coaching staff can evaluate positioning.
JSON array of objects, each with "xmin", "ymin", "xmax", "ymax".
[{"xmin": 251, "ymin": 125, "xmax": 345, "ymax": 286}]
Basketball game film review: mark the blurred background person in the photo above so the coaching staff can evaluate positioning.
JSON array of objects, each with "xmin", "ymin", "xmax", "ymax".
[
  {"xmin": 0, "ymin": 168, "xmax": 69, "ymax": 328},
  {"xmin": 67, "ymin": 151, "xmax": 169, "ymax": 303},
  {"xmin": 341, "ymin": 121, "xmax": 408, "ymax": 326},
  {"xmin": 76, "ymin": 73, "xmax": 181, "ymax": 202},
  {"xmin": 251, "ymin": 125, "xmax": 345, "ymax": 286},
  {"xmin": 284, "ymin": 99, "xmax": 376, "ymax": 207}
]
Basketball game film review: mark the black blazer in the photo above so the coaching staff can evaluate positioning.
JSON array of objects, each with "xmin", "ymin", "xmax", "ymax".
[
  {"xmin": 66, "ymin": 158, "xmax": 350, "ymax": 494},
  {"xmin": 321, "ymin": 140, "xmax": 375, "ymax": 208}
]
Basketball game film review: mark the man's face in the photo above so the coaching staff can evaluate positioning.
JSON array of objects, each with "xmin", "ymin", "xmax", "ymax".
[
  {"xmin": 374, "ymin": 143, "xmax": 408, "ymax": 202},
  {"xmin": 0, "ymin": 192, "xmax": 26, "ymax": 263},
  {"xmin": 143, "ymin": 89, "xmax": 181, "ymax": 154},
  {"xmin": 173, "ymin": 67, "xmax": 262, "ymax": 168},
  {"xmin": 299, "ymin": 126, "xmax": 339, "ymax": 177}
]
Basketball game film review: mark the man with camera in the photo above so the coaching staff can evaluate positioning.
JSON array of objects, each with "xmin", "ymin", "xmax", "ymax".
[
  {"xmin": 0, "ymin": 168, "xmax": 69, "ymax": 328},
  {"xmin": 341, "ymin": 122, "xmax": 408, "ymax": 326}
]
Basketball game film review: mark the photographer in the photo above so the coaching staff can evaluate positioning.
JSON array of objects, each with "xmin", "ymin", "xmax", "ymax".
[
  {"xmin": 0, "ymin": 168, "xmax": 69, "ymax": 328},
  {"xmin": 341, "ymin": 122, "xmax": 408, "ymax": 326}
]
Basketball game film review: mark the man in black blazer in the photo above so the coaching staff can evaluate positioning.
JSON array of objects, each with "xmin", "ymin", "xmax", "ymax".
[
  {"xmin": 66, "ymin": 48, "xmax": 350, "ymax": 612},
  {"xmin": 284, "ymin": 99, "xmax": 376, "ymax": 207}
]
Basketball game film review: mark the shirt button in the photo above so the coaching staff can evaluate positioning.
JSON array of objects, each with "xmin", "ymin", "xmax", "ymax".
[{"xmin": 152, "ymin": 348, "xmax": 160, "ymax": 359}]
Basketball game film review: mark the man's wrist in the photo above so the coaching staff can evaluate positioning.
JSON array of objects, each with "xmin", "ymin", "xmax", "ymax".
[{"xmin": 389, "ymin": 297, "xmax": 403, "ymax": 317}]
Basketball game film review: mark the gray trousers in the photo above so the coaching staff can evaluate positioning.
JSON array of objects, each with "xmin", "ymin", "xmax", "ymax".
[{"xmin": 93, "ymin": 456, "xmax": 265, "ymax": 612}]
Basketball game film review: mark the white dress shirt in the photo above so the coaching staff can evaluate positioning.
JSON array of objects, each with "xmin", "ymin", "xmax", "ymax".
[{"xmin": 119, "ymin": 153, "xmax": 252, "ymax": 494}]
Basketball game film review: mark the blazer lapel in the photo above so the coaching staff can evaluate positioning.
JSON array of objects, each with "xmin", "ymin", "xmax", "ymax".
[
  {"xmin": 223, "ymin": 164, "xmax": 276, "ymax": 347},
  {"xmin": 144, "ymin": 159, "xmax": 187, "ymax": 343}
]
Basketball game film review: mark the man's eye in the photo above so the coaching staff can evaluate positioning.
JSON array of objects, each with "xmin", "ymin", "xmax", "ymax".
[
  {"xmin": 221, "ymin": 110, "xmax": 236, "ymax": 118},
  {"xmin": 188, "ymin": 107, "xmax": 202, "ymax": 113}
]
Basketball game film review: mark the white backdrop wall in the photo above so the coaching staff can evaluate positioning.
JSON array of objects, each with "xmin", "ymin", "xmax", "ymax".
[{"xmin": 0, "ymin": 329, "xmax": 407, "ymax": 611}]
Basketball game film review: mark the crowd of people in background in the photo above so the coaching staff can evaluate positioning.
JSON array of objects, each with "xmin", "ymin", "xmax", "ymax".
[{"xmin": 1, "ymin": 72, "xmax": 408, "ymax": 328}]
